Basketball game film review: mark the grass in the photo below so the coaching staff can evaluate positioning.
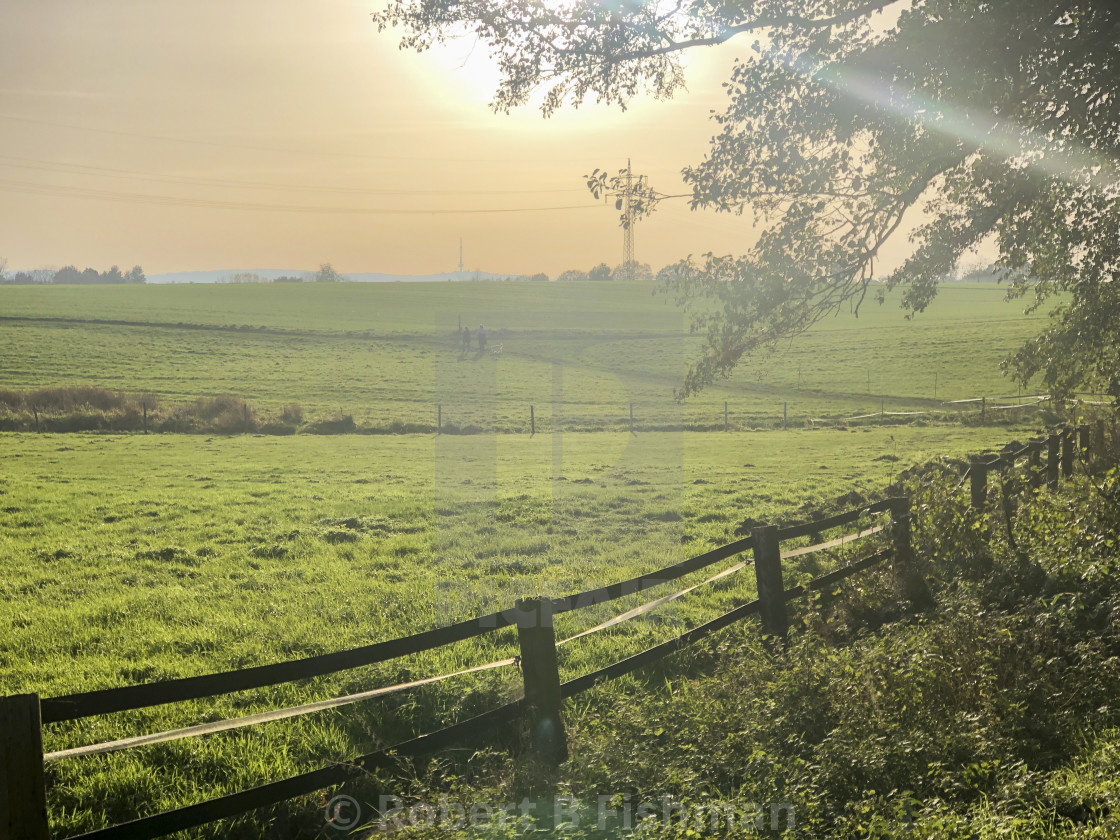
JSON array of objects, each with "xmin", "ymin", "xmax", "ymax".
[
  {"xmin": 0, "ymin": 281, "xmax": 1056, "ymax": 431},
  {"xmin": 0, "ymin": 278, "xmax": 1092, "ymax": 837},
  {"xmin": 331, "ymin": 444, "xmax": 1120, "ymax": 840},
  {"xmin": 0, "ymin": 422, "xmax": 1046, "ymax": 836}
]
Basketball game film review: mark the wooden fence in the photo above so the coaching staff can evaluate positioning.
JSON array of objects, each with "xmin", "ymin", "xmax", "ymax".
[{"xmin": 0, "ymin": 423, "xmax": 1106, "ymax": 839}]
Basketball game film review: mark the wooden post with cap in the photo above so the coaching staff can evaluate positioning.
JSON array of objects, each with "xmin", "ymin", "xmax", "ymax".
[
  {"xmin": 1028, "ymin": 439, "xmax": 1042, "ymax": 488},
  {"xmin": 1062, "ymin": 427, "xmax": 1074, "ymax": 478},
  {"xmin": 752, "ymin": 525, "xmax": 788, "ymax": 640},
  {"xmin": 1046, "ymin": 432, "xmax": 1060, "ymax": 490},
  {"xmin": 1, "ymin": 693, "xmax": 50, "ymax": 840},
  {"xmin": 515, "ymin": 597, "xmax": 567, "ymax": 764},
  {"xmin": 970, "ymin": 456, "xmax": 989, "ymax": 511},
  {"xmin": 888, "ymin": 496, "xmax": 934, "ymax": 610}
]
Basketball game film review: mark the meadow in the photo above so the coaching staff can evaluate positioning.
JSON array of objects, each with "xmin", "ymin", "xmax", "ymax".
[
  {"xmin": 0, "ymin": 280, "xmax": 1055, "ymax": 431},
  {"xmin": 1, "ymin": 423, "xmax": 1043, "ymax": 834},
  {"xmin": 0, "ymin": 279, "xmax": 1067, "ymax": 835}
]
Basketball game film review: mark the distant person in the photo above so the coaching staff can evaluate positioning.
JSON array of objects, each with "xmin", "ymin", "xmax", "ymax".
[{"xmin": 477, "ymin": 325, "xmax": 487, "ymax": 353}]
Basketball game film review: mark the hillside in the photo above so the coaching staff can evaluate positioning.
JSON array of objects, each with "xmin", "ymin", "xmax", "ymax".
[{"xmin": 0, "ymin": 281, "xmax": 1056, "ymax": 432}]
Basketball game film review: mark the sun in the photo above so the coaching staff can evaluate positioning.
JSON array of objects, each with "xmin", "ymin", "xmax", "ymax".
[{"xmin": 427, "ymin": 34, "xmax": 506, "ymax": 108}]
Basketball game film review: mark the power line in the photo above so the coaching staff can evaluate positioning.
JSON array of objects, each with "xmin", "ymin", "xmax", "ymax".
[
  {"xmin": 0, "ymin": 113, "xmax": 592, "ymax": 165},
  {"xmin": 0, "ymin": 177, "xmax": 606, "ymax": 216},
  {"xmin": 0, "ymin": 154, "xmax": 586, "ymax": 197}
]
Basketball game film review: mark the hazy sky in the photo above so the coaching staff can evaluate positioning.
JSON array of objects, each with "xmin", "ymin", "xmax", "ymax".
[{"xmin": 0, "ymin": 0, "xmax": 771, "ymax": 277}]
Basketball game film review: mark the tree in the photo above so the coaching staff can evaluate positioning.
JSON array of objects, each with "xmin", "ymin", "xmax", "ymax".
[
  {"xmin": 611, "ymin": 261, "xmax": 653, "ymax": 282},
  {"xmin": 374, "ymin": 1, "xmax": 1120, "ymax": 399},
  {"xmin": 53, "ymin": 266, "xmax": 81, "ymax": 285},
  {"xmin": 556, "ymin": 269, "xmax": 589, "ymax": 282},
  {"xmin": 588, "ymin": 262, "xmax": 613, "ymax": 281},
  {"xmin": 314, "ymin": 263, "xmax": 345, "ymax": 283}
]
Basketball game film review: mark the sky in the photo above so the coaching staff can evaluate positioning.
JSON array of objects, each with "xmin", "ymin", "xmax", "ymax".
[{"xmin": 0, "ymin": 0, "xmax": 769, "ymax": 278}]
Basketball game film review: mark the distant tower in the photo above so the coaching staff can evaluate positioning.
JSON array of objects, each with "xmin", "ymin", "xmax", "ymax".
[
  {"xmin": 458, "ymin": 238, "xmax": 464, "ymax": 274},
  {"xmin": 622, "ymin": 159, "xmax": 635, "ymax": 282},
  {"xmin": 597, "ymin": 158, "xmax": 643, "ymax": 280}
]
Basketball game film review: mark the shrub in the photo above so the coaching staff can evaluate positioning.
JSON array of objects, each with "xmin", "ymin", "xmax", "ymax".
[
  {"xmin": 28, "ymin": 385, "xmax": 130, "ymax": 412},
  {"xmin": 0, "ymin": 389, "xmax": 27, "ymax": 411},
  {"xmin": 304, "ymin": 415, "xmax": 356, "ymax": 434}
]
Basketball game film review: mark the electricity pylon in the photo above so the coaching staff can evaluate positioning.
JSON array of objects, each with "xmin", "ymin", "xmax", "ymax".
[{"xmin": 621, "ymin": 159, "xmax": 635, "ymax": 282}]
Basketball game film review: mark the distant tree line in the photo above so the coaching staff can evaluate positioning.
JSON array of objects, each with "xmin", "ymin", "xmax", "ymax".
[
  {"xmin": 553, "ymin": 261, "xmax": 657, "ymax": 282},
  {"xmin": 0, "ymin": 264, "xmax": 146, "ymax": 285},
  {"xmin": 220, "ymin": 272, "xmax": 270, "ymax": 284}
]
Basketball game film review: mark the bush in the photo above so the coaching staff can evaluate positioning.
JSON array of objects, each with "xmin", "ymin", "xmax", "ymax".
[
  {"xmin": 304, "ymin": 414, "xmax": 356, "ymax": 434},
  {"xmin": 0, "ymin": 389, "xmax": 27, "ymax": 411},
  {"xmin": 257, "ymin": 422, "xmax": 297, "ymax": 436}
]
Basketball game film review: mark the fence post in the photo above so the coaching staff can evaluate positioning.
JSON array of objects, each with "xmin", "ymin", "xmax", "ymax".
[
  {"xmin": 752, "ymin": 525, "xmax": 788, "ymax": 640},
  {"xmin": 970, "ymin": 456, "xmax": 988, "ymax": 511},
  {"xmin": 142, "ymin": 401, "xmax": 148, "ymax": 434},
  {"xmin": 1028, "ymin": 439, "xmax": 1042, "ymax": 488},
  {"xmin": 1046, "ymin": 433, "xmax": 1060, "ymax": 490},
  {"xmin": 437, "ymin": 404, "xmax": 442, "ymax": 435},
  {"xmin": 1061, "ymin": 427, "xmax": 1074, "ymax": 478},
  {"xmin": 530, "ymin": 405, "xmax": 535, "ymax": 437},
  {"xmin": 0, "ymin": 693, "xmax": 50, "ymax": 840},
  {"xmin": 515, "ymin": 597, "xmax": 567, "ymax": 764},
  {"xmin": 888, "ymin": 496, "xmax": 934, "ymax": 610},
  {"xmin": 981, "ymin": 396, "xmax": 986, "ymax": 422},
  {"xmin": 1079, "ymin": 423, "xmax": 1091, "ymax": 463},
  {"xmin": 783, "ymin": 402, "xmax": 788, "ymax": 428}
]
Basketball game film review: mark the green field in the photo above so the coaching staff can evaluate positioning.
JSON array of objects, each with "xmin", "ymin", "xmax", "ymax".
[
  {"xmin": 0, "ymin": 280, "xmax": 1071, "ymax": 835},
  {"xmin": 1, "ymin": 424, "xmax": 1044, "ymax": 835},
  {"xmin": 0, "ymin": 281, "xmax": 1054, "ymax": 431}
]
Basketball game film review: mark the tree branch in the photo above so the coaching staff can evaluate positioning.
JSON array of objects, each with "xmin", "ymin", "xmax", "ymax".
[{"xmin": 614, "ymin": 0, "xmax": 899, "ymax": 60}]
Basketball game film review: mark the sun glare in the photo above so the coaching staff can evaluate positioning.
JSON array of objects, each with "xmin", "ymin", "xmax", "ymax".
[{"xmin": 427, "ymin": 35, "xmax": 505, "ymax": 107}]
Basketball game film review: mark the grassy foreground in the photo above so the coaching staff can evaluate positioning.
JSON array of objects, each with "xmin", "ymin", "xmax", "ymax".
[
  {"xmin": 0, "ymin": 278, "xmax": 1096, "ymax": 838},
  {"xmin": 344, "ymin": 434, "xmax": 1120, "ymax": 840},
  {"xmin": 0, "ymin": 422, "xmax": 1046, "ymax": 836}
]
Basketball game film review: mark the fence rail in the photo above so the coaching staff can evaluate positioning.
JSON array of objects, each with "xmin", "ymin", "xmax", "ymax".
[{"xmin": 2, "ymin": 421, "xmax": 1112, "ymax": 839}]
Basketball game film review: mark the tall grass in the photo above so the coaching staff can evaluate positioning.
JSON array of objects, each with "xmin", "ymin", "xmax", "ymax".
[{"xmin": 0, "ymin": 386, "xmax": 293, "ymax": 435}]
